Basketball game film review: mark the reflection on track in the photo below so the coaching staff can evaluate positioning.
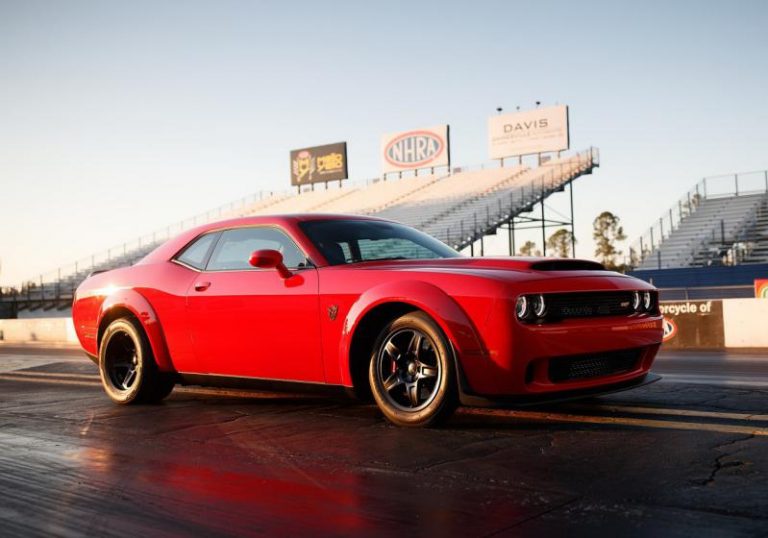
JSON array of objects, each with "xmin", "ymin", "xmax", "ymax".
[
  {"xmin": 2, "ymin": 368, "xmax": 767, "ymax": 436},
  {"xmin": 1, "ymin": 347, "xmax": 767, "ymax": 536}
]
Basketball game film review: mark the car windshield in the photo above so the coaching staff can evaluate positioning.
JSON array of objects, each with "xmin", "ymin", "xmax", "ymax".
[{"xmin": 299, "ymin": 219, "xmax": 461, "ymax": 265}]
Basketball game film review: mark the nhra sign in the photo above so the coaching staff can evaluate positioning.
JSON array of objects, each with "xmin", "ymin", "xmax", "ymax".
[
  {"xmin": 290, "ymin": 142, "xmax": 348, "ymax": 186},
  {"xmin": 381, "ymin": 125, "xmax": 450, "ymax": 174},
  {"xmin": 659, "ymin": 300, "xmax": 724, "ymax": 349},
  {"xmin": 755, "ymin": 279, "xmax": 768, "ymax": 298},
  {"xmin": 488, "ymin": 105, "xmax": 569, "ymax": 159}
]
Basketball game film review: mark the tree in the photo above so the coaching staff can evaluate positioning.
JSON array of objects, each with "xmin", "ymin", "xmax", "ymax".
[
  {"xmin": 518, "ymin": 241, "xmax": 541, "ymax": 257},
  {"xmin": 593, "ymin": 211, "xmax": 627, "ymax": 270},
  {"xmin": 546, "ymin": 229, "xmax": 575, "ymax": 258}
]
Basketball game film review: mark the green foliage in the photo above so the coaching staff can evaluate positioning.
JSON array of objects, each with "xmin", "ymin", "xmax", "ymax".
[
  {"xmin": 518, "ymin": 240, "xmax": 541, "ymax": 257},
  {"xmin": 593, "ymin": 211, "xmax": 627, "ymax": 270},
  {"xmin": 546, "ymin": 229, "xmax": 575, "ymax": 258}
]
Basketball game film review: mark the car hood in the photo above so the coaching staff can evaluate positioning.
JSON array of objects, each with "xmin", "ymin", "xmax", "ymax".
[{"xmin": 348, "ymin": 257, "xmax": 630, "ymax": 282}]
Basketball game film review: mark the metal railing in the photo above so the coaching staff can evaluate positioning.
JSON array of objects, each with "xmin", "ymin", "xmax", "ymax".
[
  {"xmin": 630, "ymin": 170, "xmax": 768, "ymax": 269},
  {"xmin": 440, "ymin": 148, "xmax": 599, "ymax": 250}
]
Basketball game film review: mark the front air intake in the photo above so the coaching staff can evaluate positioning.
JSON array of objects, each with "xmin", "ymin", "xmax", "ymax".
[{"xmin": 548, "ymin": 348, "xmax": 641, "ymax": 382}]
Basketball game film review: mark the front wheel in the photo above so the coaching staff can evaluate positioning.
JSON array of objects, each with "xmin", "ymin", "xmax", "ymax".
[
  {"xmin": 99, "ymin": 318, "xmax": 174, "ymax": 404},
  {"xmin": 369, "ymin": 312, "xmax": 457, "ymax": 427}
]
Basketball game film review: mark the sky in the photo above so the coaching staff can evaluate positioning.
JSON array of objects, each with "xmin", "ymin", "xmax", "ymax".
[{"xmin": 1, "ymin": 0, "xmax": 767, "ymax": 286}]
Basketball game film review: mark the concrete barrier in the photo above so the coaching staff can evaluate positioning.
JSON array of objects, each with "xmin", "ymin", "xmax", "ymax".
[
  {"xmin": 722, "ymin": 298, "xmax": 768, "ymax": 348},
  {"xmin": 0, "ymin": 318, "xmax": 78, "ymax": 345},
  {"xmin": 659, "ymin": 298, "xmax": 768, "ymax": 350}
]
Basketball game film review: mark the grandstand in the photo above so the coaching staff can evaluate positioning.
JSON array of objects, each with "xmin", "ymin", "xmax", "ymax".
[
  {"xmin": 633, "ymin": 171, "xmax": 768, "ymax": 270},
  {"xmin": 0, "ymin": 148, "xmax": 599, "ymax": 317}
]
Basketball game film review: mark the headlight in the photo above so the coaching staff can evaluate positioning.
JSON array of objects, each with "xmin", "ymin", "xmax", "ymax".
[
  {"xmin": 533, "ymin": 294, "xmax": 547, "ymax": 317},
  {"xmin": 643, "ymin": 291, "xmax": 652, "ymax": 311},
  {"xmin": 632, "ymin": 291, "xmax": 641, "ymax": 311},
  {"xmin": 515, "ymin": 296, "xmax": 528, "ymax": 319}
]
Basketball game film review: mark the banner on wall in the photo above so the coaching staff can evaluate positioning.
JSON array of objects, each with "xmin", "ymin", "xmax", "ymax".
[{"xmin": 659, "ymin": 300, "xmax": 724, "ymax": 349}]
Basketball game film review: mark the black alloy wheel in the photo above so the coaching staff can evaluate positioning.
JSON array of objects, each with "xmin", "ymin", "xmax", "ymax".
[
  {"xmin": 99, "ymin": 318, "xmax": 174, "ymax": 404},
  {"xmin": 369, "ymin": 311, "xmax": 457, "ymax": 427}
]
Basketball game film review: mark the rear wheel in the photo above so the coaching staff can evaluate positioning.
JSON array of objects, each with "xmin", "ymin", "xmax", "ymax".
[
  {"xmin": 99, "ymin": 318, "xmax": 174, "ymax": 404},
  {"xmin": 369, "ymin": 312, "xmax": 457, "ymax": 427}
]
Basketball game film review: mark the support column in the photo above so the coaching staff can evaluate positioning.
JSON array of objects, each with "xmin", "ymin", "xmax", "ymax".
[
  {"xmin": 569, "ymin": 181, "xmax": 576, "ymax": 257},
  {"xmin": 541, "ymin": 201, "xmax": 547, "ymax": 256}
]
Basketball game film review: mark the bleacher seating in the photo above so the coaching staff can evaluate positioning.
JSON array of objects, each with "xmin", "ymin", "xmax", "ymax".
[
  {"xmin": 638, "ymin": 193, "xmax": 768, "ymax": 270},
  {"xmin": 2, "ymin": 148, "xmax": 599, "ymax": 315}
]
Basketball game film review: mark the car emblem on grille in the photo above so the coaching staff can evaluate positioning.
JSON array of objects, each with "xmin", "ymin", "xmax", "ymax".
[
  {"xmin": 327, "ymin": 304, "xmax": 338, "ymax": 321},
  {"xmin": 620, "ymin": 301, "xmax": 630, "ymax": 308}
]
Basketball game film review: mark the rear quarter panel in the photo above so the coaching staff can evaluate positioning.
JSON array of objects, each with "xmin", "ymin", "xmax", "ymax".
[{"xmin": 73, "ymin": 262, "xmax": 198, "ymax": 371}]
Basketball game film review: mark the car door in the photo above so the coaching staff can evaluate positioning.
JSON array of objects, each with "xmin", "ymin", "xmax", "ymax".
[{"xmin": 186, "ymin": 225, "xmax": 324, "ymax": 382}]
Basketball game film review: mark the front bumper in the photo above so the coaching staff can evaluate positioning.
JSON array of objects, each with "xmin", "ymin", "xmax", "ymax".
[
  {"xmin": 457, "ymin": 372, "xmax": 662, "ymax": 408},
  {"xmin": 457, "ymin": 313, "xmax": 664, "ymax": 398}
]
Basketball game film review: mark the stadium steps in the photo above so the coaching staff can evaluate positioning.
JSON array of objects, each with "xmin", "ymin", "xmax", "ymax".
[
  {"xmin": 247, "ymin": 186, "xmax": 358, "ymax": 215},
  {"xmin": 639, "ymin": 193, "xmax": 766, "ymax": 269},
  {"xmin": 310, "ymin": 174, "xmax": 444, "ymax": 215},
  {"xmin": 371, "ymin": 167, "xmax": 529, "ymax": 228},
  {"xmin": 734, "ymin": 194, "xmax": 768, "ymax": 264},
  {"xmin": 228, "ymin": 192, "xmax": 291, "ymax": 217},
  {"xmin": 414, "ymin": 166, "xmax": 527, "ymax": 231},
  {"xmin": 423, "ymin": 150, "xmax": 599, "ymax": 248}
]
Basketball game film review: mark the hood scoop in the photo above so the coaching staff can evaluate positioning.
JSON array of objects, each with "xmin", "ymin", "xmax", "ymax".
[{"xmin": 529, "ymin": 259, "xmax": 606, "ymax": 271}]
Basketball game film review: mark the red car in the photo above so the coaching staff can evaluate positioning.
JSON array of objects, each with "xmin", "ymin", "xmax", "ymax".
[{"xmin": 73, "ymin": 214, "xmax": 663, "ymax": 427}]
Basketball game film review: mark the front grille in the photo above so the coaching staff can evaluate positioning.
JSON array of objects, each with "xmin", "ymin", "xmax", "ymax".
[
  {"xmin": 548, "ymin": 348, "xmax": 641, "ymax": 383},
  {"xmin": 544, "ymin": 291, "xmax": 636, "ymax": 321}
]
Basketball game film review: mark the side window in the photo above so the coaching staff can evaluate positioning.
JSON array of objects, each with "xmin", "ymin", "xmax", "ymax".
[
  {"xmin": 175, "ymin": 232, "xmax": 218, "ymax": 270},
  {"xmin": 206, "ymin": 227, "xmax": 307, "ymax": 271}
]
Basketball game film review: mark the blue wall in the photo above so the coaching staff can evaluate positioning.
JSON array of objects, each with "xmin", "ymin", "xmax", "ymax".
[{"xmin": 630, "ymin": 263, "xmax": 768, "ymax": 288}]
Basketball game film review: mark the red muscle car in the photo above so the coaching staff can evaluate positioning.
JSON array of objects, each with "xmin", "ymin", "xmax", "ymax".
[{"xmin": 72, "ymin": 214, "xmax": 663, "ymax": 427}]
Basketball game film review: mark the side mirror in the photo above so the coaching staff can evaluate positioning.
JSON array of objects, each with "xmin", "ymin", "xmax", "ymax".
[{"xmin": 249, "ymin": 249, "xmax": 292, "ymax": 279}]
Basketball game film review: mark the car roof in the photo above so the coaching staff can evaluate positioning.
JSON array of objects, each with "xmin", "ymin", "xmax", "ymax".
[
  {"xmin": 196, "ymin": 213, "xmax": 390, "ymax": 231},
  {"xmin": 139, "ymin": 213, "xmax": 394, "ymax": 266}
]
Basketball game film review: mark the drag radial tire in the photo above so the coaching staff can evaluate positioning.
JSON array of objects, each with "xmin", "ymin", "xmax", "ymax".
[
  {"xmin": 98, "ymin": 318, "xmax": 174, "ymax": 405},
  {"xmin": 369, "ymin": 311, "xmax": 457, "ymax": 427}
]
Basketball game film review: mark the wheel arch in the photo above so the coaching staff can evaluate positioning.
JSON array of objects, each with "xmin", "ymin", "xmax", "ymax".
[
  {"xmin": 340, "ymin": 280, "xmax": 485, "ymax": 393},
  {"xmin": 96, "ymin": 289, "xmax": 174, "ymax": 372}
]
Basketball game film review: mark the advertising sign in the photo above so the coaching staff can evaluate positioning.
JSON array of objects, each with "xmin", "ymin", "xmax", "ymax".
[
  {"xmin": 755, "ymin": 279, "xmax": 768, "ymax": 298},
  {"xmin": 381, "ymin": 125, "xmax": 450, "ymax": 174},
  {"xmin": 488, "ymin": 105, "xmax": 569, "ymax": 159},
  {"xmin": 659, "ymin": 300, "xmax": 724, "ymax": 349},
  {"xmin": 290, "ymin": 142, "xmax": 348, "ymax": 186}
]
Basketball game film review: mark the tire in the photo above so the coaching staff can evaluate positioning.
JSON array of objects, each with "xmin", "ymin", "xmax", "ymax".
[
  {"xmin": 98, "ymin": 318, "xmax": 174, "ymax": 405},
  {"xmin": 369, "ymin": 311, "xmax": 457, "ymax": 427}
]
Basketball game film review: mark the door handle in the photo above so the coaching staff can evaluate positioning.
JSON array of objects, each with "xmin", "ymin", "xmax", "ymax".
[{"xmin": 194, "ymin": 281, "xmax": 211, "ymax": 292}]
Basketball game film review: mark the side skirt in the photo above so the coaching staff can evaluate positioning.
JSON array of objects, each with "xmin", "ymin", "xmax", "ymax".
[{"xmin": 177, "ymin": 372, "xmax": 356, "ymax": 400}]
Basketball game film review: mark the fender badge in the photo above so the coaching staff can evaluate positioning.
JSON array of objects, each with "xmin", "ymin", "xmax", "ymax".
[{"xmin": 327, "ymin": 304, "xmax": 338, "ymax": 321}]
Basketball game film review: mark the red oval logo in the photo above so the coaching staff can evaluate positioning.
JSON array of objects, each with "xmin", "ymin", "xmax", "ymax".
[
  {"xmin": 384, "ymin": 131, "xmax": 444, "ymax": 168},
  {"xmin": 662, "ymin": 317, "xmax": 677, "ymax": 342}
]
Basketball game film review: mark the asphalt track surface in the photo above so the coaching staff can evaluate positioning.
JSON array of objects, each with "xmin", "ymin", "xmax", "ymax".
[{"xmin": 0, "ymin": 345, "xmax": 766, "ymax": 537}]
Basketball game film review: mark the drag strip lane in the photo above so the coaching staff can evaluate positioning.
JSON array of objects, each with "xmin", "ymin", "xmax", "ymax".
[{"xmin": 2, "ymin": 369, "xmax": 767, "ymax": 437}]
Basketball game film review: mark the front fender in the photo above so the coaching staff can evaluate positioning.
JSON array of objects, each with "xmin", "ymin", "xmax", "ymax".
[
  {"xmin": 98, "ymin": 289, "xmax": 174, "ymax": 372},
  {"xmin": 338, "ymin": 280, "xmax": 486, "ymax": 386}
]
